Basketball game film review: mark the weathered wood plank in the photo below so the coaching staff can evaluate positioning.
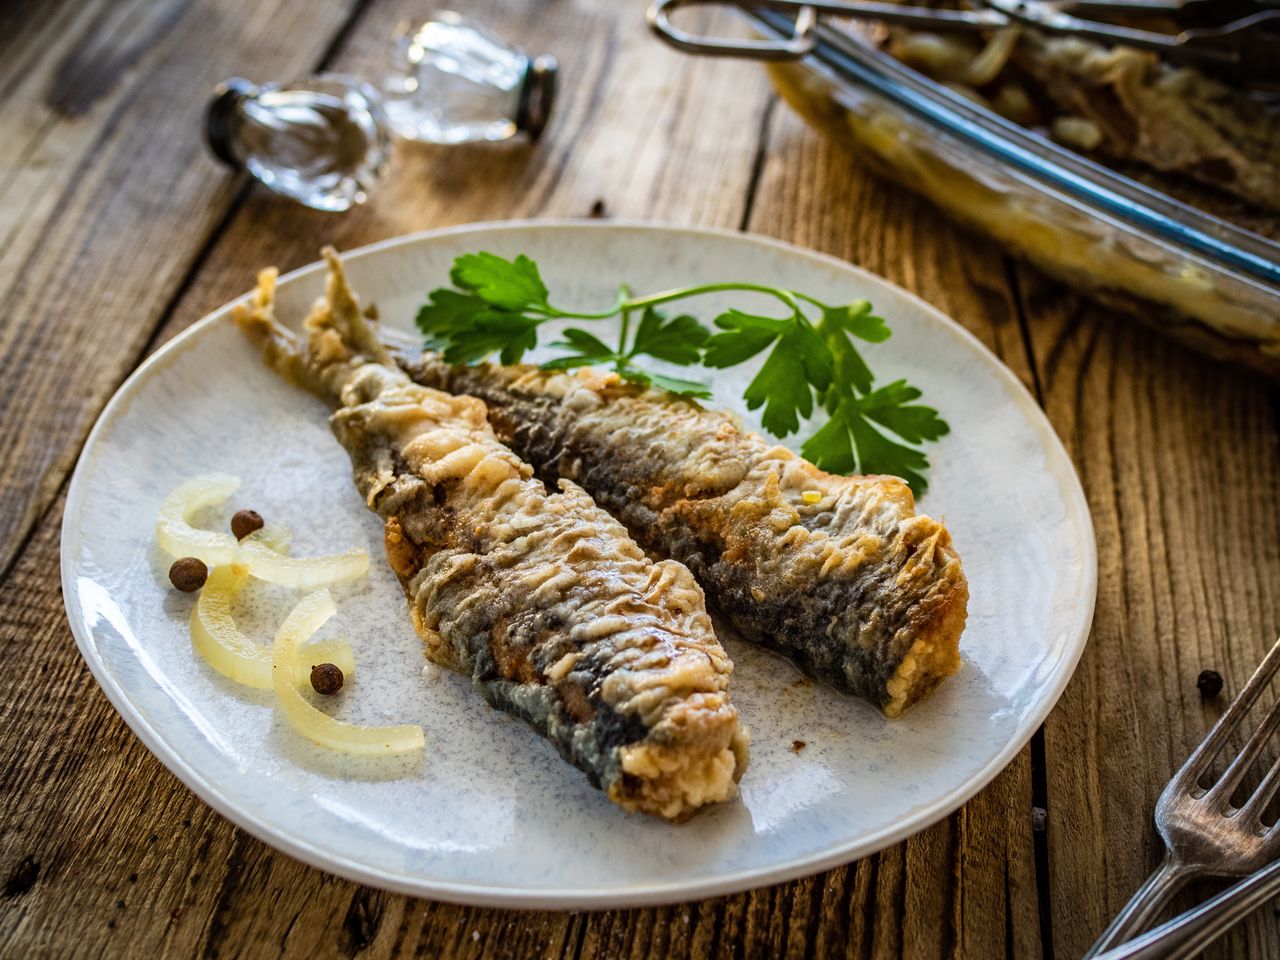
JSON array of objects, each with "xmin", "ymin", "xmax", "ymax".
[
  {"xmin": 0, "ymin": 0, "xmax": 362, "ymax": 577},
  {"xmin": 0, "ymin": 0, "xmax": 156, "ymax": 297},
  {"xmin": 1020, "ymin": 270, "xmax": 1280, "ymax": 959}
]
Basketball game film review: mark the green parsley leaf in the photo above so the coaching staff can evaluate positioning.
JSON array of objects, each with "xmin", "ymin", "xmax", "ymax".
[
  {"xmin": 799, "ymin": 411, "xmax": 856, "ymax": 474},
  {"xmin": 418, "ymin": 251, "xmax": 950, "ymax": 491},
  {"xmin": 703, "ymin": 310, "xmax": 785, "ymax": 368},
  {"xmin": 436, "ymin": 311, "xmax": 540, "ymax": 365},
  {"xmin": 541, "ymin": 323, "xmax": 713, "ymax": 399},
  {"xmin": 788, "ymin": 318, "xmax": 835, "ymax": 391},
  {"xmin": 416, "ymin": 289, "xmax": 489, "ymax": 337},
  {"xmin": 800, "ymin": 394, "xmax": 940, "ymax": 496},
  {"xmin": 612, "ymin": 364, "xmax": 713, "ymax": 400},
  {"xmin": 743, "ymin": 319, "xmax": 832, "ymax": 436},
  {"xmin": 450, "ymin": 252, "xmax": 549, "ymax": 311},
  {"xmin": 554, "ymin": 327, "xmax": 615, "ymax": 360},
  {"xmin": 629, "ymin": 309, "xmax": 710, "ymax": 366},
  {"xmin": 847, "ymin": 409, "xmax": 929, "ymax": 494},
  {"xmin": 856, "ymin": 380, "xmax": 950, "ymax": 444},
  {"xmin": 645, "ymin": 372, "xmax": 713, "ymax": 399},
  {"xmin": 541, "ymin": 327, "xmax": 617, "ymax": 373},
  {"xmin": 827, "ymin": 335, "xmax": 875, "ymax": 398},
  {"xmin": 818, "ymin": 306, "xmax": 883, "ymax": 396},
  {"xmin": 538, "ymin": 355, "xmax": 602, "ymax": 371},
  {"xmin": 824, "ymin": 301, "xmax": 890, "ymax": 343},
  {"xmin": 416, "ymin": 285, "xmax": 543, "ymax": 364}
]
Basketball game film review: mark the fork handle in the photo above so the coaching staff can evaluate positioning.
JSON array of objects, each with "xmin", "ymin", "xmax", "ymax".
[
  {"xmin": 1083, "ymin": 857, "xmax": 1194, "ymax": 958},
  {"xmin": 1092, "ymin": 858, "xmax": 1280, "ymax": 960}
]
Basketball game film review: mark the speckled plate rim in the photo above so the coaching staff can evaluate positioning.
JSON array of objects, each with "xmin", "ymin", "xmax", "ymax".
[{"xmin": 62, "ymin": 219, "xmax": 1097, "ymax": 909}]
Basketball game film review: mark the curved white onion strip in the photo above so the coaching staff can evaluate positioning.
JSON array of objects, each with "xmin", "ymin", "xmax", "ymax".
[
  {"xmin": 272, "ymin": 591, "xmax": 425, "ymax": 756},
  {"xmin": 249, "ymin": 522, "xmax": 292, "ymax": 555},
  {"xmin": 157, "ymin": 474, "xmax": 367, "ymax": 588},
  {"xmin": 236, "ymin": 539, "xmax": 368, "ymax": 589},
  {"xmin": 191, "ymin": 567, "xmax": 355, "ymax": 690},
  {"xmin": 156, "ymin": 474, "xmax": 240, "ymax": 565}
]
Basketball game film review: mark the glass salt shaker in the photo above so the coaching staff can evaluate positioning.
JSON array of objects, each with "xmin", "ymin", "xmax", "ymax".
[
  {"xmin": 204, "ymin": 13, "xmax": 557, "ymax": 212},
  {"xmin": 205, "ymin": 74, "xmax": 392, "ymax": 212},
  {"xmin": 380, "ymin": 11, "xmax": 558, "ymax": 144}
]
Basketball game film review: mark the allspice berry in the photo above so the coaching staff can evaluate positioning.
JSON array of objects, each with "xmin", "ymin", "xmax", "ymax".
[
  {"xmin": 168, "ymin": 557, "xmax": 208, "ymax": 592},
  {"xmin": 310, "ymin": 663, "xmax": 344, "ymax": 695},
  {"xmin": 1196, "ymin": 669, "xmax": 1224, "ymax": 700},
  {"xmin": 231, "ymin": 509, "xmax": 264, "ymax": 540}
]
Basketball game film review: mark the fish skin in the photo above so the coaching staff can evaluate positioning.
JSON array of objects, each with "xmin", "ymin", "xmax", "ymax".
[
  {"xmin": 234, "ymin": 252, "xmax": 748, "ymax": 820},
  {"xmin": 394, "ymin": 351, "xmax": 968, "ymax": 717}
]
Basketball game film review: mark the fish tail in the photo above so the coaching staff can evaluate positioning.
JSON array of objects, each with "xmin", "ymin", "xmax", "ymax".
[
  {"xmin": 317, "ymin": 247, "xmax": 391, "ymax": 366},
  {"xmin": 236, "ymin": 251, "xmax": 400, "ymax": 402},
  {"xmin": 231, "ymin": 267, "xmax": 328, "ymax": 398}
]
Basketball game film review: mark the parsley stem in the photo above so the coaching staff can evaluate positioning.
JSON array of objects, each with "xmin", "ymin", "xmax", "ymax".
[
  {"xmin": 545, "ymin": 299, "xmax": 627, "ymax": 321},
  {"xmin": 622, "ymin": 282, "xmax": 803, "ymax": 316},
  {"xmin": 616, "ymin": 284, "xmax": 633, "ymax": 359},
  {"xmin": 548, "ymin": 282, "xmax": 805, "ymax": 321},
  {"xmin": 794, "ymin": 291, "xmax": 828, "ymax": 310}
]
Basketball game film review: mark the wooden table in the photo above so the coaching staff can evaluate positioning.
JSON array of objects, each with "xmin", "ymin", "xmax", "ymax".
[{"xmin": 3, "ymin": 1, "xmax": 1278, "ymax": 956}]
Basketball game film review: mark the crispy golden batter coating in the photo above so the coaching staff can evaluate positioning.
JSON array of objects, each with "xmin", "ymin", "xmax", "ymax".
[
  {"xmin": 397, "ymin": 356, "xmax": 968, "ymax": 716},
  {"xmin": 235, "ymin": 251, "xmax": 748, "ymax": 819}
]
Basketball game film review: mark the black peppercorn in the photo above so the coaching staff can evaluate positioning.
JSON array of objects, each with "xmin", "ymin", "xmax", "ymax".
[
  {"xmin": 168, "ymin": 557, "xmax": 208, "ymax": 592},
  {"xmin": 231, "ymin": 509, "xmax": 264, "ymax": 540},
  {"xmin": 310, "ymin": 662, "xmax": 344, "ymax": 695},
  {"xmin": 1196, "ymin": 669, "xmax": 1224, "ymax": 699}
]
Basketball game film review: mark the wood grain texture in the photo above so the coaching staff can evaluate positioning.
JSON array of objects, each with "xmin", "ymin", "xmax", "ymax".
[
  {"xmin": 1021, "ymin": 270, "xmax": 1280, "ymax": 959},
  {"xmin": 2, "ymin": 0, "xmax": 1278, "ymax": 957},
  {"xmin": 0, "ymin": 0, "xmax": 362, "ymax": 577}
]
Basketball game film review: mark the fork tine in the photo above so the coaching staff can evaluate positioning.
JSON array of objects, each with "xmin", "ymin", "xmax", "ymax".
[
  {"xmin": 1240, "ymin": 747, "xmax": 1280, "ymax": 829},
  {"xmin": 1177, "ymin": 638, "xmax": 1280, "ymax": 786},
  {"xmin": 1206, "ymin": 687, "xmax": 1280, "ymax": 808}
]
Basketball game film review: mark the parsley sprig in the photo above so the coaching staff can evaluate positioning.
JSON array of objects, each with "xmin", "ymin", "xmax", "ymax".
[{"xmin": 416, "ymin": 252, "xmax": 949, "ymax": 494}]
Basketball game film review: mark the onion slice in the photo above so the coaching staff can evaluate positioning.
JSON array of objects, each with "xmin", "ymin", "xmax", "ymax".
[
  {"xmin": 236, "ymin": 539, "xmax": 368, "ymax": 588},
  {"xmin": 156, "ymin": 474, "xmax": 240, "ymax": 565},
  {"xmin": 190, "ymin": 567, "xmax": 355, "ymax": 690},
  {"xmin": 272, "ymin": 591, "xmax": 425, "ymax": 756},
  {"xmin": 156, "ymin": 474, "xmax": 367, "ymax": 588},
  {"xmin": 251, "ymin": 522, "xmax": 292, "ymax": 555}
]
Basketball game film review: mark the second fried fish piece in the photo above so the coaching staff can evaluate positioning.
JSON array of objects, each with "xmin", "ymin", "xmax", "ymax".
[{"xmin": 396, "ymin": 354, "xmax": 969, "ymax": 717}]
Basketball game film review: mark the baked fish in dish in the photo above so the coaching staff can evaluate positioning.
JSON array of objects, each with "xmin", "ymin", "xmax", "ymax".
[
  {"xmin": 392, "ymin": 351, "xmax": 968, "ymax": 717},
  {"xmin": 869, "ymin": 11, "xmax": 1280, "ymax": 222},
  {"xmin": 234, "ymin": 250, "xmax": 748, "ymax": 820}
]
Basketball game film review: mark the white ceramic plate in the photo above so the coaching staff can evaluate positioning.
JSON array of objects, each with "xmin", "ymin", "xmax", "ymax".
[{"xmin": 63, "ymin": 221, "xmax": 1095, "ymax": 908}]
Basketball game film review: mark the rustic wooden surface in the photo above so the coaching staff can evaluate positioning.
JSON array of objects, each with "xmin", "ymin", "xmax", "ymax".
[{"xmin": 1, "ymin": 0, "xmax": 1277, "ymax": 956}]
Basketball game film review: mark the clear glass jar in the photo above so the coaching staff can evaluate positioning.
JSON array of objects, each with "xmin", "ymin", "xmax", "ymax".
[
  {"xmin": 203, "ymin": 15, "xmax": 556, "ymax": 209},
  {"xmin": 380, "ymin": 11, "xmax": 557, "ymax": 144},
  {"xmin": 206, "ymin": 75, "xmax": 392, "ymax": 212}
]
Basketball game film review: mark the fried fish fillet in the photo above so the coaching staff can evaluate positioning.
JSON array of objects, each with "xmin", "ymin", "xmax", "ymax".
[
  {"xmin": 392, "ymin": 353, "xmax": 969, "ymax": 717},
  {"xmin": 234, "ymin": 251, "xmax": 748, "ymax": 820}
]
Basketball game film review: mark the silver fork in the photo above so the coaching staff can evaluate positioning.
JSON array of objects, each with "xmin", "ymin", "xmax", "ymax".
[
  {"xmin": 1085, "ymin": 636, "xmax": 1280, "ymax": 957},
  {"xmin": 1093, "ymin": 857, "xmax": 1280, "ymax": 959}
]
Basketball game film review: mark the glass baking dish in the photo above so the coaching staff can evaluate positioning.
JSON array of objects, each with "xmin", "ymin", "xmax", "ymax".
[{"xmin": 736, "ymin": 7, "xmax": 1280, "ymax": 378}]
